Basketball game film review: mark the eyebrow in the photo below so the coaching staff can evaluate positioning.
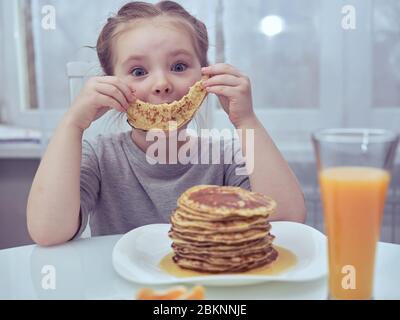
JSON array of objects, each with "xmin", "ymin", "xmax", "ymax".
[{"xmin": 121, "ymin": 49, "xmax": 194, "ymax": 67}]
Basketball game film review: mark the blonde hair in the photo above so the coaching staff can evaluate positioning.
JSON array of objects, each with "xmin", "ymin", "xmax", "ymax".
[{"xmin": 97, "ymin": 1, "xmax": 209, "ymax": 75}]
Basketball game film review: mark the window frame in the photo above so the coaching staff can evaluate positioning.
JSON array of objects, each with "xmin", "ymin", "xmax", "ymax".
[
  {"xmin": 342, "ymin": 0, "xmax": 400, "ymax": 130},
  {"xmin": 211, "ymin": 0, "xmax": 345, "ymax": 157},
  {"xmin": 2, "ymin": 0, "xmax": 64, "ymax": 132}
]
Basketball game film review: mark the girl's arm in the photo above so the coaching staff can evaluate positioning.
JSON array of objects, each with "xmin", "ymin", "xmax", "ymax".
[
  {"xmin": 202, "ymin": 64, "xmax": 306, "ymax": 222},
  {"xmin": 27, "ymin": 76, "xmax": 135, "ymax": 246},
  {"xmin": 27, "ymin": 115, "xmax": 84, "ymax": 246}
]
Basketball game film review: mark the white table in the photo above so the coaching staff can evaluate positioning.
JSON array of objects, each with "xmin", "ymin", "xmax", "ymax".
[{"xmin": 0, "ymin": 235, "xmax": 399, "ymax": 300}]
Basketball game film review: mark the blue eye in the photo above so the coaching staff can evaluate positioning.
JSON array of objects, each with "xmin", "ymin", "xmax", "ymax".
[
  {"xmin": 172, "ymin": 63, "xmax": 188, "ymax": 72},
  {"xmin": 131, "ymin": 68, "xmax": 147, "ymax": 77}
]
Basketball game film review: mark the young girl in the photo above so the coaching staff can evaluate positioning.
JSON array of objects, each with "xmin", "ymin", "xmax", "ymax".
[{"xmin": 27, "ymin": 1, "xmax": 306, "ymax": 246}]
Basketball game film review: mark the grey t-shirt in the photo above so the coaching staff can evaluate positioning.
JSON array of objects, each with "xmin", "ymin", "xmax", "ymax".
[{"xmin": 74, "ymin": 131, "xmax": 251, "ymax": 238}]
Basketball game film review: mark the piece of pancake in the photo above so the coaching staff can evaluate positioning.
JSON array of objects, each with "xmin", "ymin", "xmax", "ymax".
[
  {"xmin": 175, "ymin": 247, "xmax": 275, "ymax": 266},
  {"xmin": 127, "ymin": 78, "xmax": 208, "ymax": 131},
  {"xmin": 172, "ymin": 239, "xmax": 274, "ymax": 258},
  {"xmin": 178, "ymin": 185, "xmax": 277, "ymax": 218},
  {"xmin": 173, "ymin": 247, "xmax": 278, "ymax": 273},
  {"xmin": 171, "ymin": 211, "xmax": 269, "ymax": 233},
  {"xmin": 169, "ymin": 227, "xmax": 269, "ymax": 245},
  {"xmin": 171, "ymin": 235, "xmax": 274, "ymax": 251},
  {"xmin": 173, "ymin": 208, "xmax": 267, "ymax": 225}
]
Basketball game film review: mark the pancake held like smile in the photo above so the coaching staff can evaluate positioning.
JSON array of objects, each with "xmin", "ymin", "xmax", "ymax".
[{"xmin": 127, "ymin": 77, "xmax": 208, "ymax": 131}]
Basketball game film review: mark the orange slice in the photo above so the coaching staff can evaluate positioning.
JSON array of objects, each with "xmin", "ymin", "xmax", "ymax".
[{"xmin": 135, "ymin": 285, "xmax": 205, "ymax": 300}]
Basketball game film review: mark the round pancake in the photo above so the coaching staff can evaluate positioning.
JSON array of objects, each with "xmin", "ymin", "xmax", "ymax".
[
  {"xmin": 171, "ymin": 211, "xmax": 268, "ymax": 234},
  {"xmin": 127, "ymin": 78, "xmax": 208, "ymax": 131},
  {"xmin": 178, "ymin": 185, "xmax": 277, "ymax": 218},
  {"xmin": 172, "ymin": 242, "xmax": 273, "ymax": 258},
  {"xmin": 173, "ymin": 247, "xmax": 279, "ymax": 273},
  {"xmin": 171, "ymin": 235, "xmax": 274, "ymax": 251},
  {"xmin": 170, "ymin": 221, "xmax": 270, "ymax": 236},
  {"xmin": 171, "ymin": 208, "xmax": 267, "ymax": 229},
  {"xmin": 176, "ymin": 206, "xmax": 261, "ymax": 222},
  {"xmin": 175, "ymin": 248, "xmax": 275, "ymax": 266},
  {"xmin": 172, "ymin": 224, "xmax": 269, "ymax": 238},
  {"xmin": 169, "ymin": 227, "xmax": 268, "ymax": 245}
]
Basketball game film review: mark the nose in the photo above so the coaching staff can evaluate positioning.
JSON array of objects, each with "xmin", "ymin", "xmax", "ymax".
[
  {"xmin": 153, "ymin": 73, "xmax": 172, "ymax": 95},
  {"xmin": 155, "ymin": 87, "xmax": 170, "ymax": 94}
]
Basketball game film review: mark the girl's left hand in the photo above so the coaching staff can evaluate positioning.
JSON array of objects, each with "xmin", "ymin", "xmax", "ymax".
[{"xmin": 201, "ymin": 63, "xmax": 256, "ymax": 128}]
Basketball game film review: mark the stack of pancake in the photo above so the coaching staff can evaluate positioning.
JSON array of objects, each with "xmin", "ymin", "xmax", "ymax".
[{"xmin": 168, "ymin": 185, "xmax": 278, "ymax": 273}]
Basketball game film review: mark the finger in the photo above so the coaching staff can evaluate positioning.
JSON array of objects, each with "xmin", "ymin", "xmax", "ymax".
[
  {"xmin": 95, "ymin": 83, "xmax": 131, "ymax": 110},
  {"xmin": 201, "ymin": 64, "xmax": 243, "ymax": 77},
  {"xmin": 99, "ymin": 76, "xmax": 136, "ymax": 99},
  {"xmin": 97, "ymin": 76, "xmax": 136, "ymax": 104},
  {"xmin": 95, "ymin": 94, "xmax": 126, "ymax": 113},
  {"xmin": 205, "ymin": 85, "xmax": 237, "ymax": 98},
  {"xmin": 202, "ymin": 74, "xmax": 242, "ymax": 88}
]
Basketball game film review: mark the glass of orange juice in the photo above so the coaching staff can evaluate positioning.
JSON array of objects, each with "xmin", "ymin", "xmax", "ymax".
[{"xmin": 312, "ymin": 128, "xmax": 399, "ymax": 300}]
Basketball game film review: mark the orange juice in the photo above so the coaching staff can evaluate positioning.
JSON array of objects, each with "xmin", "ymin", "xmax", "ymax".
[{"xmin": 319, "ymin": 167, "xmax": 390, "ymax": 300}]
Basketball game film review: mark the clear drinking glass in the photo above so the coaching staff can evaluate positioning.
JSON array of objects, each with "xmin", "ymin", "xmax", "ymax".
[{"xmin": 312, "ymin": 128, "xmax": 399, "ymax": 300}]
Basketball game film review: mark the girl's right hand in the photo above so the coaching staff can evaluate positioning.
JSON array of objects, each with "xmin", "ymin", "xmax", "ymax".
[{"xmin": 67, "ymin": 76, "xmax": 136, "ymax": 131}]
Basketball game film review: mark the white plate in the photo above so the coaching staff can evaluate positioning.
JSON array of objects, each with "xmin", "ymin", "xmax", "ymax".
[{"xmin": 112, "ymin": 222, "xmax": 327, "ymax": 286}]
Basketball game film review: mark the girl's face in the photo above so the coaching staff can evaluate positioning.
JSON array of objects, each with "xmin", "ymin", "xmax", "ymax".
[{"xmin": 113, "ymin": 18, "xmax": 202, "ymax": 105}]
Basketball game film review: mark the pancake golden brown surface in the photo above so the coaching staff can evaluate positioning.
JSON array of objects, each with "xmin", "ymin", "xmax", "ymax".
[
  {"xmin": 168, "ymin": 185, "xmax": 279, "ymax": 273},
  {"xmin": 178, "ymin": 185, "xmax": 276, "ymax": 218},
  {"xmin": 127, "ymin": 78, "xmax": 208, "ymax": 131}
]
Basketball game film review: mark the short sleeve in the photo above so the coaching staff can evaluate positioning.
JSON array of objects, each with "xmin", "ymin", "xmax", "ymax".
[
  {"xmin": 223, "ymin": 138, "xmax": 252, "ymax": 191},
  {"xmin": 70, "ymin": 139, "xmax": 100, "ymax": 240}
]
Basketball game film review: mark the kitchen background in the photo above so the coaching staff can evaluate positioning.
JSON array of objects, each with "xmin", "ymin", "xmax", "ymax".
[{"xmin": 1, "ymin": 0, "xmax": 399, "ymax": 249}]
